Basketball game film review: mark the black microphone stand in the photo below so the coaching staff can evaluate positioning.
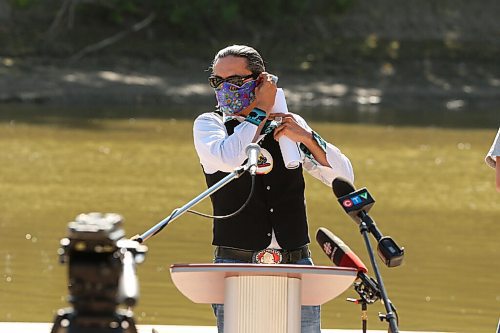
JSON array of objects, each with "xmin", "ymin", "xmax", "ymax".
[
  {"xmin": 347, "ymin": 294, "xmax": 370, "ymax": 333},
  {"xmin": 346, "ymin": 274, "xmax": 379, "ymax": 333},
  {"xmin": 358, "ymin": 213, "xmax": 399, "ymax": 333}
]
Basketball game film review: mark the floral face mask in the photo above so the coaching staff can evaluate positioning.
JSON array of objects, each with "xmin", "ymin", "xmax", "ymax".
[{"xmin": 215, "ymin": 80, "xmax": 257, "ymax": 115}]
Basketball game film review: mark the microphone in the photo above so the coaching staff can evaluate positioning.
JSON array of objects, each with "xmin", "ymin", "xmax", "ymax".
[
  {"xmin": 245, "ymin": 143, "xmax": 261, "ymax": 176},
  {"xmin": 332, "ymin": 178, "xmax": 375, "ymax": 225},
  {"xmin": 331, "ymin": 177, "xmax": 404, "ymax": 268},
  {"xmin": 316, "ymin": 227, "xmax": 380, "ymax": 300},
  {"xmin": 316, "ymin": 227, "xmax": 367, "ymax": 273}
]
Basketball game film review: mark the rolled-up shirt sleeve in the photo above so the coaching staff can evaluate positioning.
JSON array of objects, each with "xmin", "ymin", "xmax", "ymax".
[
  {"xmin": 193, "ymin": 113, "xmax": 259, "ymax": 174},
  {"xmin": 304, "ymin": 142, "xmax": 354, "ymax": 186},
  {"xmin": 485, "ymin": 127, "xmax": 500, "ymax": 168}
]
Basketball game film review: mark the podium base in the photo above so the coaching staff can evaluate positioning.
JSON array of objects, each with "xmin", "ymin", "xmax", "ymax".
[{"xmin": 224, "ymin": 275, "xmax": 301, "ymax": 333}]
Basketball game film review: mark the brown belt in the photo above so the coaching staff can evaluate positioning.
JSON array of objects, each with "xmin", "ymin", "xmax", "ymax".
[{"xmin": 215, "ymin": 245, "xmax": 310, "ymax": 264}]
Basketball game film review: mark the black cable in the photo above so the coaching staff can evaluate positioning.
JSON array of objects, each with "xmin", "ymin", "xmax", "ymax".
[
  {"xmin": 151, "ymin": 172, "xmax": 255, "ymax": 238},
  {"xmin": 186, "ymin": 174, "xmax": 256, "ymax": 220},
  {"xmin": 152, "ymin": 208, "xmax": 179, "ymax": 236}
]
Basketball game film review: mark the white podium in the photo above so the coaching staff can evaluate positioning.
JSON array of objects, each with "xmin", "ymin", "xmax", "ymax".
[{"xmin": 170, "ymin": 263, "xmax": 357, "ymax": 333}]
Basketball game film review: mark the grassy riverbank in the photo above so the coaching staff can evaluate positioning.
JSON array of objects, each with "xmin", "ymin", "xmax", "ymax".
[{"xmin": 0, "ymin": 117, "xmax": 498, "ymax": 332}]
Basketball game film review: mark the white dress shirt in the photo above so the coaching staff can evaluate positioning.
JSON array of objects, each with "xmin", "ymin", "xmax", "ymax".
[
  {"xmin": 193, "ymin": 111, "xmax": 355, "ymax": 249},
  {"xmin": 193, "ymin": 112, "xmax": 355, "ymax": 185}
]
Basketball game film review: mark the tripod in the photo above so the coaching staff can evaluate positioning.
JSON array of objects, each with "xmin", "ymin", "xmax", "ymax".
[{"xmin": 51, "ymin": 307, "xmax": 137, "ymax": 333}]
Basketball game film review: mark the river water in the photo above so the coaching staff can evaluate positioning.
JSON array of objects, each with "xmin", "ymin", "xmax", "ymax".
[
  {"xmin": 0, "ymin": 102, "xmax": 498, "ymax": 129},
  {"xmin": 0, "ymin": 103, "xmax": 499, "ymax": 332}
]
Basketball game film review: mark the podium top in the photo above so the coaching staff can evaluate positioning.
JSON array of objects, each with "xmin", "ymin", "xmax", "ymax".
[{"xmin": 170, "ymin": 263, "xmax": 357, "ymax": 305}]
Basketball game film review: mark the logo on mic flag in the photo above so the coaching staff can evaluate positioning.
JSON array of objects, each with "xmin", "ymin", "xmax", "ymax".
[
  {"xmin": 323, "ymin": 242, "xmax": 333, "ymax": 256},
  {"xmin": 338, "ymin": 188, "xmax": 375, "ymax": 214},
  {"xmin": 342, "ymin": 199, "xmax": 353, "ymax": 208}
]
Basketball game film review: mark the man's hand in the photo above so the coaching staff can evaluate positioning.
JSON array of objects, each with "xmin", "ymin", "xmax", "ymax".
[
  {"xmin": 270, "ymin": 113, "xmax": 312, "ymax": 143},
  {"xmin": 254, "ymin": 72, "xmax": 277, "ymax": 113}
]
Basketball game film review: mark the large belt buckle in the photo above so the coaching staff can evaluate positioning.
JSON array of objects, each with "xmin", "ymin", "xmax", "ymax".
[{"xmin": 252, "ymin": 249, "xmax": 283, "ymax": 264}]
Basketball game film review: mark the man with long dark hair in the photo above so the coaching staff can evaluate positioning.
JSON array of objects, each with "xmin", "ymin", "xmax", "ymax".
[{"xmin": 193, "ymin": 44, "xmax": 355, "ymax": 332}]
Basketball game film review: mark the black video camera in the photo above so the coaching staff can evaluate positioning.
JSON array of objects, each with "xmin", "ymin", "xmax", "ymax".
[{"xmin": 51, "ymin": 212, "xmax": 147, "ymax": 333}]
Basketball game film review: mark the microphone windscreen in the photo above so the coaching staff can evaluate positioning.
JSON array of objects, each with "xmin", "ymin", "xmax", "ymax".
[
  {"xmin": 245, "ymin": 143, "xmax": 261, "ymax": 155},
  {"xmin": 316, "ymin": 227, "xmax": 368, "ymax": 273},
  {"xmin": 332, "ymin": 177, "xmax": 356, "ymax": 198}
]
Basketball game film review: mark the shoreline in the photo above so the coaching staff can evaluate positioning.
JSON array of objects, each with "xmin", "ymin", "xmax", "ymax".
[{"xmin": 1, "ymin": 57, "xmax": 499, "ymax": 113}]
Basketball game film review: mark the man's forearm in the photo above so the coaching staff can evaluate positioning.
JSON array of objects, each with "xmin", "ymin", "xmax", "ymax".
[{"xmin": 302, "ymin": 132, "xmax": 329, "ymax": 167}]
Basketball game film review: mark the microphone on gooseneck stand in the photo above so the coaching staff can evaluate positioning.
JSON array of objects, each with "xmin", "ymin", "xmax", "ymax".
[
  {"xmin": 316, "ymin": 227, "xmax": 380, "ymax": 301},
  {"xmin": 245, "ymin": 143, "xmax": 261, "ymax": 176},
  {"xmin": 331, "ymin": 177, "xmax": 401, "ymax": 332},
  {"xmin": 331, "ymin": 178, "xmax": 404, "ymax": 268},
  {"xmin": 316, "ymin": 227, "xmax": 399, "ymax": 333}
]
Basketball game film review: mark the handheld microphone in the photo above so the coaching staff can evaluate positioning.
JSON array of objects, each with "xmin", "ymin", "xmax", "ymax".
[
  {"xmin": 332, "ymin": 178, "xmax": 375, "ymax": 225},
  {"xmin": 331, "ymin": 178, "xmax": 404, "ymax": 268},
  {"xmin": 245, "ymin": 143, "xmax": 261, "ymax": 176},
  {"xmin": 316, "ymin": 227, "xmax": 367, "ymax": 273},
  {"xmin": 316, "ymin": 227, "xmax": 380, "ymax": 300}
]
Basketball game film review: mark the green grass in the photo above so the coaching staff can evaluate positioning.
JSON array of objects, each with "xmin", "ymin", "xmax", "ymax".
[{"xmin": 0, "ymin": 118, "xmax": 498, "ymax": 332}]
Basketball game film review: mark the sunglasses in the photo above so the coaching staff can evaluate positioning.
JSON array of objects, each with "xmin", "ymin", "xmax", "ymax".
[{"xmin": 208, "ymin": 73, "xmax": 258, "ymax": 89}]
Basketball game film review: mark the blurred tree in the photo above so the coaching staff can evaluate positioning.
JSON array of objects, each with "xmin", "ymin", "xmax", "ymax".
[
  {"xmin": 6, "ymin": 0, "xmax": 497, "ymax": 70},
  {"xmin": 0, "ymin": 0, "xmax": 353, "ymax": 64},
  {"xmin": 0, "ymin": 0, "xmax": 11, "ymax": 23}
]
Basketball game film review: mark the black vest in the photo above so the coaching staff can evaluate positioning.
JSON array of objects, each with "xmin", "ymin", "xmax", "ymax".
[{"xmin": 204, "ymin": 118, "xmax": 309, "ymax": 250}]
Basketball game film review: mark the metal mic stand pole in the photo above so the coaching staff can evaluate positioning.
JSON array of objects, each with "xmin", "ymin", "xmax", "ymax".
[
  {"xmin": 358, "ymin": 219, "xmax": 399, "ymax": 333},
  {"xmin": 136, "ymin": 165, "xmax": 248, "ymax": 243}
]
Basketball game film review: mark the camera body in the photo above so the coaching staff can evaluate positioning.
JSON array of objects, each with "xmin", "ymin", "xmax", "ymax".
[{"xmin": 52, "ymin": 212, "xmax": 147, "ymax": 333}]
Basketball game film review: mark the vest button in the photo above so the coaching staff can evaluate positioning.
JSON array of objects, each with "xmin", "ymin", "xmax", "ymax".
[
  {"xmin": 269, "ymin": 208, "xmax": 274, "ymax": 213},
  {"xmin": 266, "ymin": 186, "xmax": 271, "ymax": 190},
  {"xmin": 267, "ymin": 233, "xmax": 271, "ymax": 237}
]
